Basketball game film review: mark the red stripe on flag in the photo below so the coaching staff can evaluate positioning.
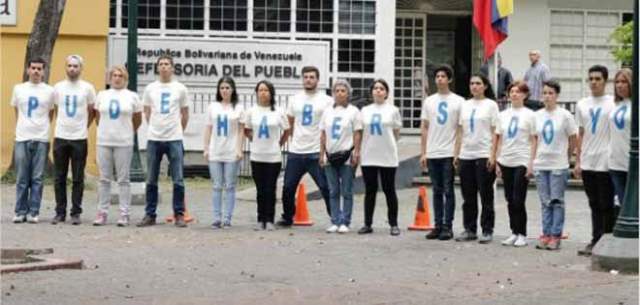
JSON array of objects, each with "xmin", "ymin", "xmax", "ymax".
[{"xmin": 473, "ymin": 0, "xmax": 507, "ymax": 60}]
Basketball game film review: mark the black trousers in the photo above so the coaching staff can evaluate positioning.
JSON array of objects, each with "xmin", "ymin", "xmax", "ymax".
[
  {"xmin": 582, "ymin": 170, "xmax": 615, "ymax": 244},
  {"xmin": 459, "ymin": 159, "xmax": 496, "ymax": 234},
  {"xmin": 53, "ymin": 138, "xmax": 88, "ymax": 217},
  {"xmin": 251, "ymin": 161, "xmax": 281, "ymax": 223},
  {"xmin": 499, "ymin": 164, "xmax": 529, "ymax": 235},
  {"xmin": 361, "ymin": 166, "xmax": 398, "ymax": 227}
]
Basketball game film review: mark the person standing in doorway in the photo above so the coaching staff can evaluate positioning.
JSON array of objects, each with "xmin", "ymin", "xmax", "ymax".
[
  {"xmin": 523, "ymin": 50, "xmax": 551, "ymax": 111},
  {"xmin": 51, "ymin": 55, "xmax": 96, "ymax": 225},
  {"xmin": 137, "ymin": 55, "xmax": 190, "ymax": 228}
]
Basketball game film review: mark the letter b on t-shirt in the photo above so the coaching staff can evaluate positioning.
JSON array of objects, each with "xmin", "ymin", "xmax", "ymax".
[{"xmin": 302, "ymin": 104, "xmax": 313, "ymax": 126}]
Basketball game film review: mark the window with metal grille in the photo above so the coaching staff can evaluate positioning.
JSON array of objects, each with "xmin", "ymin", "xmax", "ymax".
[
  {"xmin": 253, "ymin": 0, "xmax": 291, "ymax": 32},
  {"xmin": 296, "ymin": 0, "xmax": 333, "ymax": 33},
  {"xmin": 166, "ymin": 0, "xmax": 205, "ymax": 30},
  {"xmin": 110, "ymin": 0, "xmax": 118, "ymax": 28},
  {"xmin": 345, "ymin": 77, "xmax": 374, "ymax": 107},
  {"xmin": 338, "ymin": 0, "xmax": 375, "ymax": 34},
  {"xmin": 210, "ymin": 0, "xmax": 248, "ymax": 31},
  {"xmin": 338, "ymin": 39, "xmax": 375, "ymax": 73},
  {"xmin": 121, "ymin": 0, "xmax": 161, "ymax": 29}
]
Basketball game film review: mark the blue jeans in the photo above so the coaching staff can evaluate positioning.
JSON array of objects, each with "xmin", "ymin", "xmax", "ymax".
[
  {"xmin": 324, "ymin": 164, "xmax": 354, "ymax": 226},
  {"xmin": 609, "ymin": 170, "xmax": 627, "ymax": 204},
  {"xmin": 281, "ymin": 152, "xmax": 331, "ymax": 224},
  {"xmin": 208, "ymin": 161, "xmax": 239, "ymax": 223},
  {"xmin": 145, "ymin": 140, "xmax": 185, "ymax": 218},
  {"xmin": 535, "ymin": 169, "xmax": 569, "ymax": 237},
  {"xmin": 14, "ymin": 141, "xmax": 48, "ymax": 216},
  {"xmin": 427, "ymin": 158, "xmax": 455, "ymax": 229}
]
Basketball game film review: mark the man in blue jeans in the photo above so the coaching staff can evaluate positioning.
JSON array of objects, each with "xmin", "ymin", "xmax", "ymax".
[
  {"xmin": 11, "ymin": 58, "xmax": 55, "ymax": 224},
  {"xmin": 137, "ymin": 55, "xmax": 190, "ymax": 228},
  {"xmin": 419, "ymin": 65, "xmax": 464, "ymax": 240},
  {"xmin": 276, "ymin": 66, "xmax": 333, "ymax": 227}
]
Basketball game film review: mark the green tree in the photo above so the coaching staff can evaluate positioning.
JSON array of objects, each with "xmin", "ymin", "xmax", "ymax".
[{"xmin": 610, "ymin": 21, "xmax": 633, "ymax": 67}]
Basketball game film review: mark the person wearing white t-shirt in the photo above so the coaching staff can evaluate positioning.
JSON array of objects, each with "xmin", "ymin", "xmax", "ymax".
[
  {"xmin": 51, "ymin": 55, "xmax": 97, "ymax": 225},
  {"xmin": 138, "ymin": 55, "xmax": 190, "ymax": 228},
  {"xmin": 92, "ymin": 65, "xmax": 142, "ymax": 227},
  {"xmin": 244, "ymin": 80, "xmax": 290, "ymax": 231},
  {"xmin": 608, "ymin": 69, "xmax": 632, "ymax": 208},
  {"xmin": 319, "ymin": 79, "xmax": 362, "ymax": 234},
  {"xmin": 357, "ymin": 79, "xmax": 402, "ymax": 236},
  {"xmin": 532, "ymin": 80, "xmax": 577, "ymax": 251},
  {"xmin": 454, "ymin": 74, "xmax": 499, "ymax": 243},
  {"xmin": 203, "ymin": 76, "xmax": 244, "ymax": 229},
  {"xmin": 420, "ymin": 65, "xmax": 463, "ymax": 241},
  {"xmin": 574, "ymin": 65, "xmax": 616, "ymax": 256},
  {"xmin": 277, "ymin": 66, "xmax": 333, "ymax": 227},
  {"xmin": 11, "ymin": 58, "xmax": 55, "ymax": 224},
  {"xmin": 492, "ymin": 81, "xmax": 537, "ymax": 247}
]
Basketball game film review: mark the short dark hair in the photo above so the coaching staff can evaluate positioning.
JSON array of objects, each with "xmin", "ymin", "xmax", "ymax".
[
  {"xmin": 469, "ymin": 73, "xmax": 496, "ymax": 100},
  {"xmin": 216, "ymin": 76, "xmax": 239, "ymax": 108},
  {"xmin": 543, "ymin": 79, "xmax": 561, "ymax": 94},
  {"xmin": 434, "ymin": 65, "xmax": 453, "ymax": 80},
  {"xmin": 506, "ymin": 80, "xmax": 530, "ymax": 100},
  {"xmin": 157, "ymin": 54, "xmax": 174, "ymax": 66},
  {"xmin": 301, "ymin": 66, "xmax": 320, "ymax": 78},
  {"xmin": 588, "ymin": 65, "xmax": 609, "ymax": 81},
  {"xmin": 255, "ymin": 80, "xmax": 276, "ymax": 111},
  {"xmin": 370, "ymin": 78, "xmax": 390, "ymax": 100},
  {"xmin": 28, "ymin": 57, "xmax": 47, "ymax": 68}
]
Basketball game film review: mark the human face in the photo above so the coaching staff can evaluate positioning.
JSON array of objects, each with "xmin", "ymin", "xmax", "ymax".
[
  {"xmin": 219, "ymin": 82, "xmax": 233, "ymax": 103},
  {"xmin": 333, "ymin": 85, "xmax": 349, "ymax": 105},
  {"xmin": 257, "ymin": 83, "xmax": 271, "ymax": 107},
  {"xmin": 588, "ymin": 72, "xmax": 606, "ymax": 96},
  {"xmin": 110, "ymin": 70, "xmax": 126, "ymax": 89},
  {"xmin": 27, "ymin": 63, "xmax": 45, "ymax": 83},
  {"xmin": 542, "ymin": 86, "xmax": 558, "ymax": 108},
  {"xmin": 65, "ymin": 58, "xmax": 82, "ymax": 80},
  {"xmin": 157, "ymin": 58, "xmax": 174, "ymax": 81},
  {"xmin": 528, "ymin": 51, "xmax": 539, "ymax": 64},
  {"xmin": 303, "ymin": 72, "xmax": 319, "ymax": 91},
  {"xmin": 435, "ymin": 71, "xmax": 451, "ymax": 91},
  {"xmin": 509, "ymin": 86, "xmax": 526, "ymax": 107},
  {"xmin": 469, "ymin": 76, "xmax": 485, "ymax": 99},
  {"xmin": 371, "ymin": 82, "xmax": 387, "ymax": 103},
  {"xmin": 615, "ymin": 74, "xmax": 630, "ymax": 99}
]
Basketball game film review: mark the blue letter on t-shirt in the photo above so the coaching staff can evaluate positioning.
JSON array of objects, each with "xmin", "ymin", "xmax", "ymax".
[
  {"xmin": 258, "ymin": 116, "xmax": 270, "ymax": 138},
  {"xmin": 217, "ymin": 114, "xmax": 229, "ymax": 137},
  {"xmin": 302, "ymin": 104, "xmax": 313, "ymax": 126},
  {"xmin": 614, "ymin": 105, "xmax": 628, "ymax": 130},
  {"xmin": 507, "ymin": 116, "xmax": 519, "ymax": 139},
  {"xmin": 371, "ymin": 113, "xmax": 382, "ymax": 136},
  {"xmin": 542, "ymin": 120, "xmax": 554, "ymax": 145},
  {"xmin": 109, "ymin": 99, "xmax": 120, "ymax": 119},
  {"xmin": 65, "ymin": 95, "xmax": 78, "ymax": 117},
  {"xmin": 589, "ymin": 107, "xmax": 602, "ymax": 134},
  {"xmin": 160, "ymin": 92, "xmax": 171, "ymax": 114},
  {"xmin": 469, "ymin": 109, "xmax": 477, "ymax": 133},
  {"xmin": 331, "ymin": 117, "xmax": 342, "ymax": 140},
  {"xmin": 27, "ymin": 96, "xmax": 39, "ymax": 117},
  {"xmin": 437, "ymin": 102, "xmax": 448, "ymax": 125}
]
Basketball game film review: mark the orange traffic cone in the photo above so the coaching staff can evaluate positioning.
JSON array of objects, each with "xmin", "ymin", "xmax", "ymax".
[
  {"xmin": 408, "ymin": 186, "xmax": 434, "ymax": 231},
  {"xmin": 166, "ymin": 196, "xmax": 195, "ymax": 223},
  {"xmin": 293, "ymin": 183, "xmax": 314, "ymax": 226}
]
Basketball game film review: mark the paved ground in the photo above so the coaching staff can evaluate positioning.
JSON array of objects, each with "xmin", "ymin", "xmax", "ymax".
[{"xmin": 1, "ymin": 177, "xmax": 638, "ymax": 305}]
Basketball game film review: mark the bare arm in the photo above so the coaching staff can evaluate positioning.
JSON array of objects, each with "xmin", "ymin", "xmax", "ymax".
[
  {"xmin": 420, "ymin": 119, "xmax": 429, "ymax": 169},
  {"xmin": 453, "ymin": 125, "xmax": 462, "ymax": 168},
  {"xmin": 393, "ymin": 129, "xmax": 400, "ymax": 141},
  {"xmin": 95, "ymin": 111, "xmax": 100, "ymax": 126},
  {"xmin": 279, "ymin": 129, "xmax": 290, "ymax": 147},
  {"xmin": 352, "ymin": 130, "xmax": 362, "ymax": 167},
  {"xmin": 492, "ymin": 133, "xmax": 502, "ymax": 175},
  {"xmin": 144, "ymin": 106, "xmax": 151, "ymax": 123},
  {"xmin": 49, "ymin": 109, "xmax": 55, "ymax": 123},
  {"xmin": 203, "ymin": 125, "xmax": 212, "ymax": 159},
  {"xmin": 87, "ymin": 105, "xmax": 96, "ymax": 128},
  {"xmin": 287, "ymin": 116, "xmax": 295, "ymax": 140},
  {"xmin": 319, "ymin": 130, "xmax": 327, "ymax": 166},
  {"xmin": 527, "ymin": 135, "xmax": 538, "ymax": 177},
  {"xmin": 487, "ymin": 127, "xmax": 497, "ymax": 171},
  {"xmin": 573, "ymin": 128, "xmax": 584, "ymax": 178},
  {"xmin": 181, "ymin": 107, "xmax": 189, "ymax": 130},
  {"xmin": 132, "ymin": 112, "xmax": 142, "ymax": 131},
  {"xmin": 236, "ymin": 123, "xmax": 245, "ymax": 160},
  {"xmin": 244, "ymin": 127, "xmax": 253, "ymax": 141}
]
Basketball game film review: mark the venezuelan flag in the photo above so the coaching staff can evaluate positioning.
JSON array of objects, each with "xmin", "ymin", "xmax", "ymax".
[{"xmin": 474, "ymin": 0, "xmax": 513, "ymax": 59}]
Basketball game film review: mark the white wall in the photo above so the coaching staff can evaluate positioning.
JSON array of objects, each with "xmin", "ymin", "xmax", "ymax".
[{"xmin": 376, "ymin": 0, "xmax": 397, "ymax": 99}]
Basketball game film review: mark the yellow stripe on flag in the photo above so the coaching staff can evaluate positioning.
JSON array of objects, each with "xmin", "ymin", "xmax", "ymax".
[{"xmin": 497, "ymin": 0, "xmax": 513, "ymax": 17}]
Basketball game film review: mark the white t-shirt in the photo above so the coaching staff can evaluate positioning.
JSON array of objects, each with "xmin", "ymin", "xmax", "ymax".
[
  {"xmin": 286, "ymin": 91, "xmax": 333, "ymax": 154},
  {"xmin": 11, "ymin": 82, "xmax": 55, "ymax": 142},
  {"xmin": 143, "ymin": 80, "xmax": 189, "ymax": 141},
  {"xmin": 95, "ymin": 89, "xmax": 142, "ymax": 147},
  {"xmin": 458, "ymin": 98, "xmax": 499, "ymax": 160},
  {"xmin": 420, "ymin": 92, "xmax": 464, "ymax": 159},
  {"xmin": 608, "ymin": 99, "xmax": 631, "ymax": 172},
  {"xmin": 244, "ymin": 105, "xmax": 290, "ymax": 163},
  {"xmin": 533, "ymin": 107, "xmax": 578, "ymax": 170},
  {"xmin": 575, "ymin": 95, "xmax": 615, "ymax": 171},
  {"xmin": 205, "ymin": 102, "xmax": 244, "ymax": 162},
  {"xmin": 359, "ymin": 102, "xmax": 402, "ymax": 167},
  {"xmin": 53, "ymin": 79, "xmax": 96, "ymax": 140},
  {"xmin": 319, "ymin": 104, "xmax": 361, "ymax": 162},
  {"xmin": 496, "ymin": 107, "xmax": 536, "ymax": 167}
]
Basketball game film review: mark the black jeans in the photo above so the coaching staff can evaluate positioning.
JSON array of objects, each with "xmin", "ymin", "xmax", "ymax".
[
  {"xmin": 582, "ymin": 170, "xmax": 615, "ymax": 244},
  {"xmin": 499, "ymin": 164, "xmax": 529, "ymax": 235},
  {"xmin": 427, "ymin": 158, "xmax": 456, "ymax": 229},
  {"xmin": 459, "ymin": 159, "xmax": 496, "ymax": 234},
  {"xmin": 53, "ymin": 138, "xmax": 88, "ymax": 217},
  {"xmin": 361, "ymin": 166, "xmax": 398, "ymax": 227},
  {"xmin": 251, "ymin": 161, "xmax": 281, "ymax": 223}
]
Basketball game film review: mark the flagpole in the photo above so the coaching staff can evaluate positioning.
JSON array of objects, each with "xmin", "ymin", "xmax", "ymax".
[{"xmin": 493, "ymin": 49, "xmax": 499, "ymax": 103}]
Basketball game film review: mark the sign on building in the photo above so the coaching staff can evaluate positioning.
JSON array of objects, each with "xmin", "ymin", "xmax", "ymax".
[{"xmin": 0, "ymin": 0, "xmax": 16, "ymax": 26}]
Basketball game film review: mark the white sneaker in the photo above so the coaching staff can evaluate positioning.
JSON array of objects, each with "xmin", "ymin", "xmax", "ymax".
[
  {"xmin": 338, "ymin": 225, "xmax": 350, "ymax": 234},
  {"xmin": 26, "ymin": 215, "xmax": 39, "ymax": 224},
  {"xmin": 514, "ymin": 235, "xmax": 528, "ymax": 247},
  {"xmin": 12, "ymin": 215, "xmax": 25, "ymax": 223},
  {"xmin": 326, "ymin": 225, "xmax": 339, "ymax": 233},
  {"xmin": 501, "ymin": 234, "xmax": 518, "ymax": 246}
]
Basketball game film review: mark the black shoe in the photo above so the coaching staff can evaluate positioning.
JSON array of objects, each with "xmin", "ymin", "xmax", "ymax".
[
  {"xmin": 51, "ymin": 215, "xmax": 65, "ymax": 225},
  {"xmin": 577, "ymin": 243, "xmax": 594, "ymax": 256},
  {"xmin": 455, "ymin": 230, "xmax": 477, "ymax": 242},
  {"xmin": 136, "ymin": 215, "xmax": 156, "ymax": 227},
  {"xmin": 425, "ymin": 228, "xmax": 442, "ymax": 240},
  {"xmin": 70, "ymin": 215, "xmax": 81, "ymax": 225},
  {"xmin": 358, "ymin": 226, "xmax": 373, "ymax": 234},
  {"xmin": 438, "ymin": 228, "xmax": 453, "ymax": 240},
  {"xmin": 275, "ymin": 218, "xmax": 292, "ymax": 228},
  {"xmin": 174, "ymin": 215, "xmax": 187, "ymax": 228},
  {"xmin": 390, "ymin": 226, "xmax": 401, "ymax": 236}
]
